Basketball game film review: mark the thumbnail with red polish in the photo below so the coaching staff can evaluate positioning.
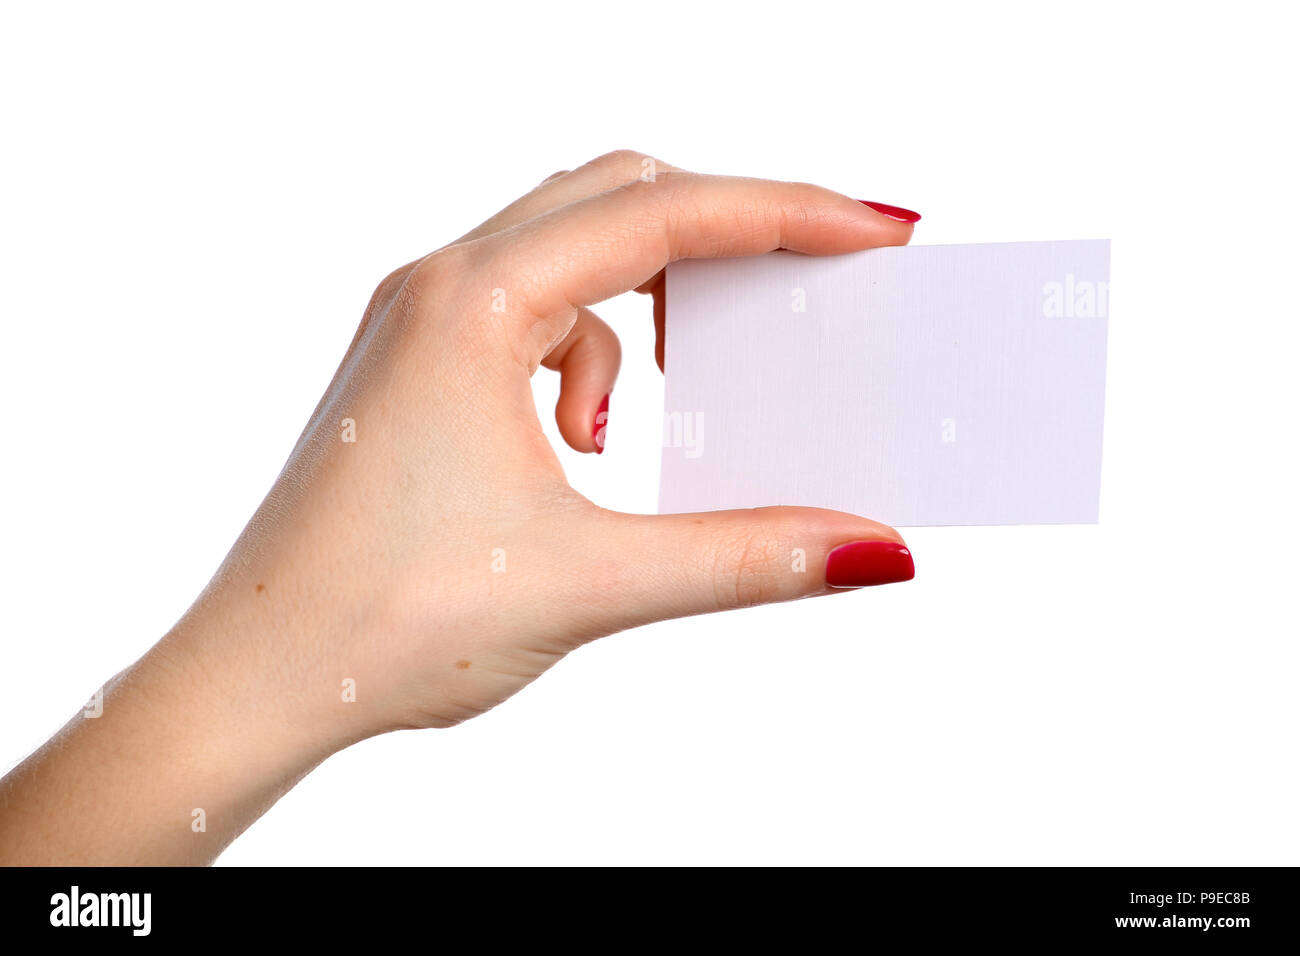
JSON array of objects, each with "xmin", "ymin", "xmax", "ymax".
[
  {"xmin": 825, "ymin": 541, "xmax": 915, "ymax": 588},
  {"xmin": 593, "ymin": 393, "xmax": 609, "ymax": 454},
  {"xmin": 858, "ymin": 200, "xmax": 922, "ymax": 223}
]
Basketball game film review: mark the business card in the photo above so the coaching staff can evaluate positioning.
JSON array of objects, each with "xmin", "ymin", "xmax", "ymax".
[{"xmin": 659, "ymin": 240, "xmax": 1110, "ymax": 526}]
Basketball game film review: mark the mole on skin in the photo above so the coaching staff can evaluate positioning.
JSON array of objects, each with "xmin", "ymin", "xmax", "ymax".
[
  {"xmin": 255, "ymin": 584, "xmax": 265, "ymax": 593},
  {"xmin": 455, "ymin": 660, "xmax": 471, "ymax": 670}
]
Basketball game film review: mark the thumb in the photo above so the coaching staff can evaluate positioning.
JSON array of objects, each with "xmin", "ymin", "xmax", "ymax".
[{"xmin": 591, "ymin": 507, "xmax": 914, "ymax": 632}]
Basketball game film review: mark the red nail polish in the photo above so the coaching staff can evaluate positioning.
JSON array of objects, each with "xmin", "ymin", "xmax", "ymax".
[
  {"xmin": 857, "ymin": 200, "xmax": 922, "ymax": 223},
  {"xmin": 825, "ymin": 541, "xmax": 914, "ymax": 588},
  {"xmin": 593, "ymin": 393, "xmax": 609, "ymax": 454}
]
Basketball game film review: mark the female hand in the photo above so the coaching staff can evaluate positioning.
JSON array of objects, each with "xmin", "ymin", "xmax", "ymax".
[{"xmin": 0, "ymin": 151, "xmax": 917, "ymax": 864}]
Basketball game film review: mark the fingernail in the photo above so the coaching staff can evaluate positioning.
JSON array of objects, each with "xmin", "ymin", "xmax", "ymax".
[
  {"xmin": 857, "ymin": 200, "xmax": 922, "ymax": 223},
  {"xmin": 825, "ymin": 541, "xmax": 915, "ymax": 588},
  {"xmin": 593, "ymin": 393, "xmax": 609, "ymax": 454}
]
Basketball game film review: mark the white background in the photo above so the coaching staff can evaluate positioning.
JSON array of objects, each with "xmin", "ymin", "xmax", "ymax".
[{"xmin": 2, "ymin": 2, "xmax": 1296, "ymax": 865}]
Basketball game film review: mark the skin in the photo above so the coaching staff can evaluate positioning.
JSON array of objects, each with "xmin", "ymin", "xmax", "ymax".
[{"xmin": 0, "ymin": 152, "xmax": 914, "ymax": 864}]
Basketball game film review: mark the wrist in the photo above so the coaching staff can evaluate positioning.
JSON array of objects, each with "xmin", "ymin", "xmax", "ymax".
[{"xmin": 156, "ymin": 586, "xmax": 378, "ymax": 766}]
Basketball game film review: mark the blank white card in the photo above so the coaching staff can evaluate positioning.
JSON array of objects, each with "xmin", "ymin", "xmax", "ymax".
[{"xmin": 658, "ymin": 240, "xmax": 1110, "ymax": 526}]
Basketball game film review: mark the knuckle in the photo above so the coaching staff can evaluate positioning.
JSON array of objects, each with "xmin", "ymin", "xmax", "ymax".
[
  {"xmin": 365, "ymin": 261, "xmax": 415, "ymax": 315},
  {"xmin": 586, "ymin": 148, "xmax": 674, "ymax": 187},
  {"xmin": 589, "ymin": 148, "xmax": 652, "ymax": 174},
  {"xmin": 403, "ymin": 243, "xmax": 474, "ymax": 306},
  {"xmin": 387, "ymin": 244, "xmax": 488, "ymax": 350}
]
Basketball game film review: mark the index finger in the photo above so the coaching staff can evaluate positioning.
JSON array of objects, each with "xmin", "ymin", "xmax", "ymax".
[{"xmin": 457, "ymin": 171, "xmax": 915, "ymax": 366}]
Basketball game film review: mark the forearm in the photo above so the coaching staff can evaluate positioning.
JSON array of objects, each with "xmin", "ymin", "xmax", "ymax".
[{"xmin": 0, "ymin": 613, "xmax": 344, "ymax": 865}]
